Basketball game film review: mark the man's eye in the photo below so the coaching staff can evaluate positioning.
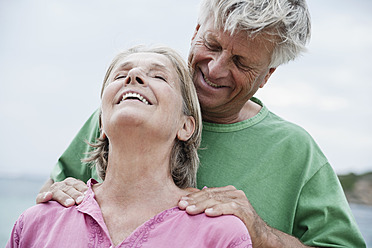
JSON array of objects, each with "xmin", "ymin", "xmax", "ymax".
[
  {"xmin": 233, "ymin": 57, "xmax": 251, "ymax": 71},
  {"xmin": 204, "ymin": 40, "xmax": 220, "ymax": 51}
]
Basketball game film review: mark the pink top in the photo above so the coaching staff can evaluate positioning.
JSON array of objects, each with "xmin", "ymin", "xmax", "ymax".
[{"xmin": 7, "ymin": 179, "xmax": 252, "ymax": 248}]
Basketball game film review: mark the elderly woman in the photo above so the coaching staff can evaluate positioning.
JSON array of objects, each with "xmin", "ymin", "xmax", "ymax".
[
  {"xmin": 7, "ymin": 46, "xmax": 252, "ymax": 247},
  {"xmin": 37, "ymin": 0, "xmax": 365, "ymax": 247}
]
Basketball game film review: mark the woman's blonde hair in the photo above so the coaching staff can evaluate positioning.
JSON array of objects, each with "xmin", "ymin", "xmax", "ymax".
[{"xmin": 85, "ymin": 45, "xmax": 202, "ymax": 188}]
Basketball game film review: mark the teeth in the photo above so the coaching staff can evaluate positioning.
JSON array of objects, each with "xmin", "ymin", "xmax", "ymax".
[
  {"xmin": 121, "ymin": 92, "xmax": 149, "ymax": 105},
  {"xmin": 203, "ymin": 75, "xmax": 223, "ymax": 88}
]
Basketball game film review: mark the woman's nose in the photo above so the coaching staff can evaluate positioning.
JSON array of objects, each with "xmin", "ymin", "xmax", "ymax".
[{"xmin": 124, "ymin": 68, "xmax": 145, "ymax": 85}]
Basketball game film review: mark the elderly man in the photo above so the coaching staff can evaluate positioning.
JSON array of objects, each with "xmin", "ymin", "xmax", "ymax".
[{"xmin": 38, "ymin": 0, "xmax": 365, "ymax": 247}]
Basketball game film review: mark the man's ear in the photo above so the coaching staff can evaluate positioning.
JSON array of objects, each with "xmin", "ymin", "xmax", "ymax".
[
  {"xmin": 191, "ymin": 24, "xmax": 201, "ymax": 43},
  {"xmin": 260, "ymin": 68, "xmax": 276, "ymax": 88},
  {"xmin": 177, "ymin": 116, "xmax": 195, "ymax": 141}
]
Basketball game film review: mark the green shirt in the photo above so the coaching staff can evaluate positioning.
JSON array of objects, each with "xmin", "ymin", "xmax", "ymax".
[{"xmin": 51, "ymin": 98, "xmax": 366, "ymax": 247}]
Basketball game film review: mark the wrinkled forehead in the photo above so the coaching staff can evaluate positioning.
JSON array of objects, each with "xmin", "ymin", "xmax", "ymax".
[{"xmin": 197, "ymin": 18, "xmax": 275, "ymax": 64}]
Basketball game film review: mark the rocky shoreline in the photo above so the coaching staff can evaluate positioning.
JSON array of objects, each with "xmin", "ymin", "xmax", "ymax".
[{"xmin": 338, "ymin": 172, "xmax": 372, "ymax": 206}]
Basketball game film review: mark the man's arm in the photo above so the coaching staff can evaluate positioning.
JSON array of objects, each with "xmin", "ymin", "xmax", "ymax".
[
  {"xmin": 178, "ymin": 186, "xmax": 316, "ymax": 248},
  {"xmin": 178, "ymin": 164, "xmax": 366, "ymax": 248},
  {"xmin": 37, "ymin": 109, "xmax": 101, "ymax": 207}
]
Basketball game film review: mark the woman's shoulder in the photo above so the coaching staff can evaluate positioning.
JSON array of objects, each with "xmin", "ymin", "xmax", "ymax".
[
  {"xmin": 197, "ymin": 213, "xmax": 248, "ymax": 234},
  {"xmin": 20, "ymin": 201, "xmax": 77, "ymax": 225},
  {"xmin": 170, "ymin": 209, "xmax": 252, "ymax": 247}
]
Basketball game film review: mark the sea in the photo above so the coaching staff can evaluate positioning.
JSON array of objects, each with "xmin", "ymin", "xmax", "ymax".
[{"xmin": 1, "ymin": 176, "xmax": 371, "ymax": 247}]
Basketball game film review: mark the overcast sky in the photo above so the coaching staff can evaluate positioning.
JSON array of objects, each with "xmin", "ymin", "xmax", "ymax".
[{"xmin": 0, "ymin": 0, "xmax": 371, "ymax": 178}]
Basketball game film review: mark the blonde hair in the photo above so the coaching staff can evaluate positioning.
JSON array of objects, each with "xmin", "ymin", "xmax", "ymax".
[
  {"xmin": 198, "ymin": 0, "xmax": 311, "ymax": 67},
  {"xmin": 85, "ymin": 46, "xmax": 202, "ymax": 188}
]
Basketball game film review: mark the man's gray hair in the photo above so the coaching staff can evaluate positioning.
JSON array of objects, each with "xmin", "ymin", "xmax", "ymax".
[{"xmin": 198, "ymin": 0, "xmax": 311, "ymax": 67}]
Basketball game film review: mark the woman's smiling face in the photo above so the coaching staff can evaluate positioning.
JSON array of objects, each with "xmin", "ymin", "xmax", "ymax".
[{"xmin": 101, "ymin": 52, "xmax": 186, "ymax": 143}]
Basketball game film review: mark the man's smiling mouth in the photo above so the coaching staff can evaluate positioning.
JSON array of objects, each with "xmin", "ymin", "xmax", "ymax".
[
  {"xmin": 202, "ymin": 71, "xmax": 223, "ymax": 88},
  {"xmin": 119, "ymin": 92, "xmax": 151, "ymax": 105}
]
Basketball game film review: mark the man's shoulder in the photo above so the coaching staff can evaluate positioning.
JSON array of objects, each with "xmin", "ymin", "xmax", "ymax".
[{"xmin": 264, "ymin": 110, "xmax": 314, "ymax": 140}]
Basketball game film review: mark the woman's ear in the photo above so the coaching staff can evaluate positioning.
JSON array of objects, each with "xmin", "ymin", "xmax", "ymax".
[
  {"xmin": 177, "ymin": 116, "xmax": 195, "ymax": 141},
  {"xmin": 100, "ymin": 130, "xmax": 107, "ymax": 139}
]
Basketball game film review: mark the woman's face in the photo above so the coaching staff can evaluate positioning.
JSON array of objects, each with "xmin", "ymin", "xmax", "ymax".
[{"xmin": 101, "ymin": 52, "xmax": 186, "ymax": 144}]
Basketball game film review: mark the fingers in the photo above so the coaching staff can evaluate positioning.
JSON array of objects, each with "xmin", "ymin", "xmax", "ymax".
[
  {"xmin": 204, "ymin": 201, "xmax": 241, "ymax": 217},
  {"xmin": 178, "ymin": 185, "xmax": 244, "ymax": 215},
  {"xmin": 49, "ymin": 188, "xmax": 77, "ymax": 207},
  {"xmin": 46, "ymin": 177, "xmax": 88, "ymax": 207},
  {"xmin": 36, "ymin": 191, "xmax": 53, "ymax": 204}
]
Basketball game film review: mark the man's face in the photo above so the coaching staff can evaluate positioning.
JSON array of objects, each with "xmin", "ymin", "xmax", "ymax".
[{"xmin": 188, "ymin": 19, "xmax": 276, "ymax": 124}]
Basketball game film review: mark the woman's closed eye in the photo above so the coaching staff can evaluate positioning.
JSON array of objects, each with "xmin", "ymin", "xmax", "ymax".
[
  {"xmin": 115, "ymin": 75, "xmax": 127, "ymax": 80},
  {"xmin": 154, "ymin": 75, "xmax": 167, "ymax": 82}
]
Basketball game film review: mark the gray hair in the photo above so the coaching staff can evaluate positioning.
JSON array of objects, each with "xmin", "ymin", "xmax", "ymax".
[
  {"xmin": 198, "ymin": 0, "xmax": 311, "ymax": 67},
  {"xmin": 85, "ymin": 46, "xmax": 202, "ymax": 189}
]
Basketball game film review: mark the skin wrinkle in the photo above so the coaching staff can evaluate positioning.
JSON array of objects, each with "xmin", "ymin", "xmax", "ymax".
[
  {"xmin": 189, "ymin": 17, "xmax": 277, "ymax": 123},
  {"xmin": 37, "ymin": 1, "xmax": 363, "ymax": 247}
]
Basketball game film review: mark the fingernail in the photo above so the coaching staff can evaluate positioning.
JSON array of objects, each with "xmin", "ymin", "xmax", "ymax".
[
  {"xmin": 179, "ymin": 200, "xmax": 189, "ymax": 208},
  {"xmin": 43, "ymin": 192, "xmax": 50, "ymax": 199},
  {"xmin": 186, "ymin": 205, "xmax": 196, "ymax": 211},
  {"xmin": 205, "ymin": 208, "xmax": 214, "ymax": 214},
  {"xmin": 65, "ymin": 199, "xmax": 74, "ymax": 206},
  {"xmin": 76, "ymin": 196, "xmax": 84, "ymax": 204}
]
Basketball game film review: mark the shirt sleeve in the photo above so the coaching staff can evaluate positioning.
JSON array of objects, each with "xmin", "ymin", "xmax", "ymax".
[
  {"xmin": 294, "ymin": 163, "xmax": 366, "ymax": 247},
  {"xmin": 6, "ymin": 214, "xmax": 24, "ymax": 248},
  {"xmin": 209, "ymin": 215, "xmax": 252, "ymax": 248},
  {"xmin": 50, "ymin": 109, "xmax": 101, "ymax": 183}
]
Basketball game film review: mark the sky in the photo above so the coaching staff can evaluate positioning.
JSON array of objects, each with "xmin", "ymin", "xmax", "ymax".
[{"xmin": 0, "ymin": 0, "xmax": 371, "ymax": 178}]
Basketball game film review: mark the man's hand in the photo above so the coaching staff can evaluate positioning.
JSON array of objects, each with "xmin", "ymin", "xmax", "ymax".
[
  {"xmin": 178, "ymin": 185, "xmax": 312, "ymax": 248},
  {"xmin": 36, "ymin": 177, "xmax": 88, "ymax": 207}
]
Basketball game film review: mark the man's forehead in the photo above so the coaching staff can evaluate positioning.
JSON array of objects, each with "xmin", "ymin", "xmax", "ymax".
[{"xmin": 200, "ymin": 22, "xmax": 274, "ymax": 66}]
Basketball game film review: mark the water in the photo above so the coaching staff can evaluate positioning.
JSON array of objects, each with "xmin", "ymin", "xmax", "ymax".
[
  {"xmin": 1, "ymin": 177, "xmax": 371, "ymax": 247},
  {"xmin": 0, "ymin": 176, "xmax": 45, "ymax": 246},
  {"xmin": 350, "ymin": 203, "xmax": 372, "ymax": 247}
]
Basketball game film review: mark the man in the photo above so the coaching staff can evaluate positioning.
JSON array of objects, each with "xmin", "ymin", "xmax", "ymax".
[{"xmin": 37, "ymin": 0, "xmax": 366, "ymax": 247}]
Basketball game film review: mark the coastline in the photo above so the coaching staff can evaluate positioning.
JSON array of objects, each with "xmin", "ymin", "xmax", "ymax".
[{"xmin": 338, "ymin": 172, "xmax": 372, "ymax": 206}]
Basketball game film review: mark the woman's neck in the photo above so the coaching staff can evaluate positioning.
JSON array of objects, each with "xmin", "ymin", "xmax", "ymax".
[{"xmin": 93, "ymin": 140, "xmax": 188, "ymax": 211}]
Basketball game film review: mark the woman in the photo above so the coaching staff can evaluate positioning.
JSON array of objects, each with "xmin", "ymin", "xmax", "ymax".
[{"xmin": 7, "ymin": 46, "xmax": 251, "ymax": 247}]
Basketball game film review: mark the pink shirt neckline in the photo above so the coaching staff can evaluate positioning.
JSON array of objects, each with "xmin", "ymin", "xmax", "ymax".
[{"xmin": 76, "ymin": 179, "xmax": 182, "ymax": 247}]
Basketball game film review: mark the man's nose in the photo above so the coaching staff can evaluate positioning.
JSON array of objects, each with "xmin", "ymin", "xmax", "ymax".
[
  {"xmin": 124, "ymin": 68, "xmax": 145, "ymax": 85},
  {"xmin": 208, "ymin": 53, "xmax": 230, "ymax": 79}
]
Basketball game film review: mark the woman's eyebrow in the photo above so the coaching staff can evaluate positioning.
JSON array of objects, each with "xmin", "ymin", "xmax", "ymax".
[
  {"xmin": 115, "ymin": 62, "xmax": 133, "ymax": 71},
  {"xmin": 115, "ymin": 62, "xmax": 170, "ymax": 73},
  {"xmin": 149, "ymin": 62, "xmax": 171, "ymax": 73}
]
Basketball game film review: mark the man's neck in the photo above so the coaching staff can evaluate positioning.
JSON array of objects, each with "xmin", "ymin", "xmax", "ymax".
[{"xmin": 202, "ymin": 99, "xmax": 262, "ymax": 124}]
